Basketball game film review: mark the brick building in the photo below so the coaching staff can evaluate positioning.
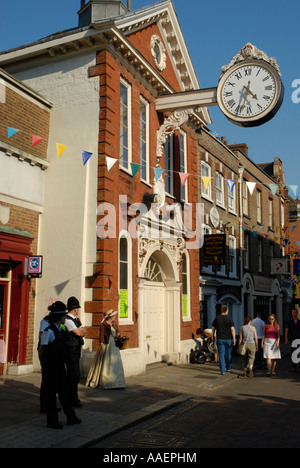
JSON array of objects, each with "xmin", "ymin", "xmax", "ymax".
[
  {"xmin": 0, "ymin": 0, "xmax": 213, "ymax": 375},
  {"xmin": 0, "ymin": 68, "xmax": 51, "ymax": 375}
]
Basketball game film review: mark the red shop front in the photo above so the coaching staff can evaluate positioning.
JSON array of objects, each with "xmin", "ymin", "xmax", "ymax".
[{"xmin": 0, "ymin": 230, "xmax": 33, "ymax": 375}]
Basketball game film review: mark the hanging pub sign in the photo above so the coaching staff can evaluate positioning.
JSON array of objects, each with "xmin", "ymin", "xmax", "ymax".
[
  {"xmin": 202, "ymin": 234, "xmax": 226, "ymax": 266},
  {"xmin": 27, "ymin": 256, "xmax": 43, "ymax": 278}
]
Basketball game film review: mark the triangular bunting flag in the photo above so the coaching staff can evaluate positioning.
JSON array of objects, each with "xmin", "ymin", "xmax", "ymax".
[
  {"xmin": 7, "ymin": 127, "xmax": 19, "ymax": 138},
  {"xmin": 288, "ymin": 185, "xmax": 298, "ymax": 198},
  {"xmin": 32, "ymin": 135, "xmax": 43, "ymax": 147},
  {"xmin": 56, "ymin": 143, "xmax": 67, "ymax": 158},
  {"xmin": 296, "ymin": 241, "xmax": 300, "ymax": 247},
  {"xmin": 106, "ymin": 156, "xmax": 118, "ymax": 171},
  {"xmin": 202, "ymin": 176, "xmax": 211, "ymax": 190},
  {"xmin": 179, "ymin": 172, "xmax": 189, "ymax": 186},
  {"xmin": 130, "ymin": 163, "xmax": 140, "ymax": 178},
  {"xmin": 253, "ymin": 231, "xmax": 257, "ymax": 237},
  {"xmin": 226, "ymin": 179, "xmax": 236, "ymax": 192},
  {"xmin": 82, "ymin": 151, "xmax": 93, "ymax": 165},
  {"xmin": 154, "ymin": 167, "xmax": 164, "ymax": 181},
  {"xmin": 292, "ymin": 225, "xmax": 297, "ymax": 232},
  {"xmin": 274, "ymin": 237, "xmax": 279, "ymax": 243},
  {"xmin": 246, "ymin": 181, "xmax": 256, "ymax": 195},
  {"xmin": 269, "ymin": 184, "xmax": 278, "ymax": 196}
]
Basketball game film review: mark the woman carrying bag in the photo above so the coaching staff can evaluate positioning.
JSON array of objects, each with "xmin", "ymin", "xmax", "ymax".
[{"xmin": 238, "ymin": 316, "xmax": 258, "ymax": 379}]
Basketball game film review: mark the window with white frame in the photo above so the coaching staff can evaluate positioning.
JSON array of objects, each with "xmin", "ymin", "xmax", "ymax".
[
  {"xmin": 120, "ymin": 79, "xmax": 132, "ymax": 170},
  {"xmin": 201, "ymin": 161, "xmax": 211, "ymax": 199},
  {"xmin": 140, "ymin": 97, "xmax": 149, "ymax": 183},
  {"xmin": 228, "ymin": 180, "xmax": 236, "ymax": 213},
  {"xmin": 180, "ymin": 131, "xmax": 188, "ymax": 202},
  {"xmin": 182, "ymin": 251, "xmax": 191, "ymax": 320},
  {"xmin": 164, "ymin": 134, "xmax": 174, "ymax": 196},
  {"xmin": 268, "ymin": 198, "xmax": 273, "ymax": 229},
  {"xmin": 243, "ymin": 181, "xmax": 249, "ymax": 216},
  {"xmin": 216, "ymin": 172, "xmax": 224, "ymax": 207},
  {"xmin": 118, "ymin": 231, "xmax": 132, "ymax": 323},
  {"xmin": 229, "ymin": 235, "xmax": 237, "ymax": 276},
  {"xmin": 257, "ymin": 189, "xmax": 262, "ymax": 223}
]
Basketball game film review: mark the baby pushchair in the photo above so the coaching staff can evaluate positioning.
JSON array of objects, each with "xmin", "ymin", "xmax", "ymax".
[{"xmin": 189, "ymin": 334, "xmax": 216, "ymax": 364}]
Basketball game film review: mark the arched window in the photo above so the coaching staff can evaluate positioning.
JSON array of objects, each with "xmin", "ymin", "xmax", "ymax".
[{"xmin": 118, "ymin": 231, "xmax": 132, "ymax": 324}]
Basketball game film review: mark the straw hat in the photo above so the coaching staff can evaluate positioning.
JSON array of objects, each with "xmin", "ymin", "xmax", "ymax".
[{"xmin": 101, "ymin": 309, "xmax": 118, "ymax": 323}]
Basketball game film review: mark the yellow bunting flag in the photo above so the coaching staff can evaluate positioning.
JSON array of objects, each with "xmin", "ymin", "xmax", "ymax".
[
  {"xmin": 201, "ymin": 176, "xmax": 211, "ymax": 190},
  {"xmin": 56, "ymin": 143, "xmax": 67, "ymax": 158}
]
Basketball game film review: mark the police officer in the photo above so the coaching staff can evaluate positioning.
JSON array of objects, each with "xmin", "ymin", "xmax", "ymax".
[
  {"xmin": 64, "ymin": 296, "xmax": 86, "ymax": 407},
  {"xmin": 38, "ymin": 301, "xmax": 81, "ymax": 429}
]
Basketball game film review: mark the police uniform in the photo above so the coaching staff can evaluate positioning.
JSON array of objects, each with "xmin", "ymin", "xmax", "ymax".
[
  {"xmin": 39, "ymin": 301, "xmax": 81, "ymax": 429},
  {"xmin": 64, "ymin": 296, "xmax": 85, "ymax": 407}
]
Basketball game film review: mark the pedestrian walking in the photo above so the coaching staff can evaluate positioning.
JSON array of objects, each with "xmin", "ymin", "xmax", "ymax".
[
  {"xmin": 85, "ymin": 309, "xmax": 125, "ymax": 389},
  {"xmin": 261, "ymin": 314, "xmax": 281, "ymax": 376},
  {"xmin": 251, "ymin": 313, "xmax": 265, "ymax": 365},
  {"xmin": 38, "ymin": 301, "xmax": 82, "ymax": 429},
  {"xmin": 238, "ymin": 316, "xmax": 258, "ymax": 379},
  {"xmin": 38, "ymin": 309, "xmax": 51, "ymax": 413},
  {"xmin": 285, "ymin": 309, "xmax": 300, "ymax": 372},
  {"xmin": 211, "ymin": 305, "xmax": 236, "ymax": 375},
  {"xmin": 64, "ymin": 296, "xmax": 87, "ymax": 407}
]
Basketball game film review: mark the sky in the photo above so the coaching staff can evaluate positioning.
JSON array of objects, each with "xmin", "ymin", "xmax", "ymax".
[{"xmin": 0, "ymin": 0, "xmax": 299, "ymax": 194}]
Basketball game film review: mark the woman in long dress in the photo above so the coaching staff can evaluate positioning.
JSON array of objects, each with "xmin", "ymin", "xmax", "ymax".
[
  {"xmin": 261, "ymin": 314, "xmax": 281, "ymax": 376},
  {"xmin": 85, "ymin": 310, "xmax": 125, "ymax": 389}
]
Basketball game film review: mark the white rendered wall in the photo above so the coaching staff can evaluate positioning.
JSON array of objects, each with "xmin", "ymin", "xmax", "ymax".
[{"xmin": 15, "ymin": 53, "xmax": 99, "ymax": 371}]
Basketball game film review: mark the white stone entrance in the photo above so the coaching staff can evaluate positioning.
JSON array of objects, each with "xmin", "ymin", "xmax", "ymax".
[{"xmin": 138, "ymin": 245, "xmax": 181, "ymax": 365}]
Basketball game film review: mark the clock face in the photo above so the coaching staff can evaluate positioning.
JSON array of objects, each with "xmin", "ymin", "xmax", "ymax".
[{"xmin": 217, "ymin": 60, "xmax": 284, "ymax": 127}]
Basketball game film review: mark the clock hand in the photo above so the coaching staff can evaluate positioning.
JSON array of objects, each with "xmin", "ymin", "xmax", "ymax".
[{"xmin": 243, "ymin": 81, "xmax": 258, "ymax": 100}]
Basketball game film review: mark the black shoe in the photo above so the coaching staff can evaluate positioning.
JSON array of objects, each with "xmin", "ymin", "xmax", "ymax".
[
  {"xmin": 72, "ymin": 401, "xmax": 82, "ymax": 408},
  {"xmin": 67, "ymin": 416, "xmax": 82, "ymax": 425},
  {"xmin": 47, "ymin": 421, "xmax": 63, "ymax": 429}
]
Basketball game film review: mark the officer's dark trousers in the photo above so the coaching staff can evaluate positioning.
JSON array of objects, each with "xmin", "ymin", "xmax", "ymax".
[
  {"xmin": 66, "ymin": 347, "xmax": 81, "ymax": 404},
  {"xmin": 43, "ymin": 361, "xmax": 76, "ymax": 426}
]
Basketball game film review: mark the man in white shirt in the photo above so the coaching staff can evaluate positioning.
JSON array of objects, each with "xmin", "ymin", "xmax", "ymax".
[{"xmin": 64, "ymin": 297, "xmax": 87, "ymax": 408}]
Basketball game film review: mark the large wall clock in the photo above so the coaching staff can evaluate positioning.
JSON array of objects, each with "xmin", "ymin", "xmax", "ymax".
[{"xmin": 216, "ymin": 43, "xmax": 284, "ymax": 127}]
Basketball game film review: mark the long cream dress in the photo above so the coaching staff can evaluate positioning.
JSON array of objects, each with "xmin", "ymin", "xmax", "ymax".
[{"xmin": 85, "ymin": 327, "xmax": 125, "ymax": 389}]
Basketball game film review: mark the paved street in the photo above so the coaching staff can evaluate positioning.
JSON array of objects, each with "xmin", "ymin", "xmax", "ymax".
[{"xmin": 91, "ymin": 354, "xmax": 300, "ymax": 449}]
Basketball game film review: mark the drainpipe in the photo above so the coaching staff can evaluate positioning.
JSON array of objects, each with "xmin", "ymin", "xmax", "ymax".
[{"xmin": 237, "ymin": 164, "xmax": 245, "ymax": 281}]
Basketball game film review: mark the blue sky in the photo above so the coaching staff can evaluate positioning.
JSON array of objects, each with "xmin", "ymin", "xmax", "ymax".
[{"xmin": 0, "ymin": 0, "xmax": 299, "ymax": 193}]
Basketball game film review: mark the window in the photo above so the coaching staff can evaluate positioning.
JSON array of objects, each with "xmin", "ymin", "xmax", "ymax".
[
  {"xmin": 164, "ymin": 134, "xmax": 174, "ymax": 196},
  {"xmin": 244, "ymin": 232, "xmax": 250, "ymax": 269},
  {"xmin": 140, "ymin": 97, "xmax": 149, "ymax": 182},
  {"xmin": 243, "ymin": 181, "xmax": 249, "ymax": 216},
  {"xmin": 180, "ymin": 131, "xmax": 188, "ymax": 202},
  {"xmin": 258, "ymin": 238, "xmax": 263, "ymax": 272},
  {"xmin": 120, "ymin": 79, "xmax": 132, "ymax": 170},
  {"xmin": 118, "ymin": 231, "xmax": 132, "ymax": 323},
  {"xmin": 268, "ymin": 198, "xmax": 273, "ymax": 229},
  {"xmin": 257, "ymin": 190, "xmax": 262, "ymax": 223},
  {"xmin": 201, "ymin": 161, "xmax": 211, "ymax": 199},
  {"xmin": 216, "ymin": 172, "xmax": 224, "ymax": 207},
  {"xmin": 228, "ymin": 180, "xmax": 236, "ymax": 213},
  {"xmin": 229, "ymin": 236, "xmax": 236, "ymax": 276}
]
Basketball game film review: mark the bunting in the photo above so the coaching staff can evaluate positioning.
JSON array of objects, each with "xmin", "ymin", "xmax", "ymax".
[
  {"xmin": 246, "ymin": 181, "xmax": 256, "ymax": 195},
  {"xmin": 106, "ymin": 156, "xmax": 118, "ymax": 171},
  {"xmin": 202, "ymin": 176, "xmax": 212, "ymax": 190},
  {"xmin": 226, "ymin": 179, "xmax": 236, "ymax": 192},
  {"xmin": 130, "ymin": 162, "xmax": 141, "ymax": 178},
  {"xmin": 56, "ymin": 143, "xmax": 67, "ymax": 158},
  {"xmin": 82, "ymin": 151, "xmax": 93, "ymax": 166},
  {"xmin": 154, "ymin": 167, "xmax": 164, "ymax": 181},
  {"xmin": 179, "ymin": 172, "xmax": 189, "ymax": 186},
  {"xmin": 7, "ymin": 127, "xmax": 19, "ymax": 138},
  {"xmin": 32, "ymin": 135, "xmax": 43, "ymax": 147}
]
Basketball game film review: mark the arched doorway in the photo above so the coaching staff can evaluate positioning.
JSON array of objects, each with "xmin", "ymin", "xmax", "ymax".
[{"xmin": 138, "ymin": 246, "xmax": 180, "ymax": 365}]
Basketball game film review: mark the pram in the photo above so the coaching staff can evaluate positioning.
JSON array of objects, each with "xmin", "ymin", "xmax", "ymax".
[{"xmin": 189, "ymin": 333, "xmax": 217, "ymax": 364}]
